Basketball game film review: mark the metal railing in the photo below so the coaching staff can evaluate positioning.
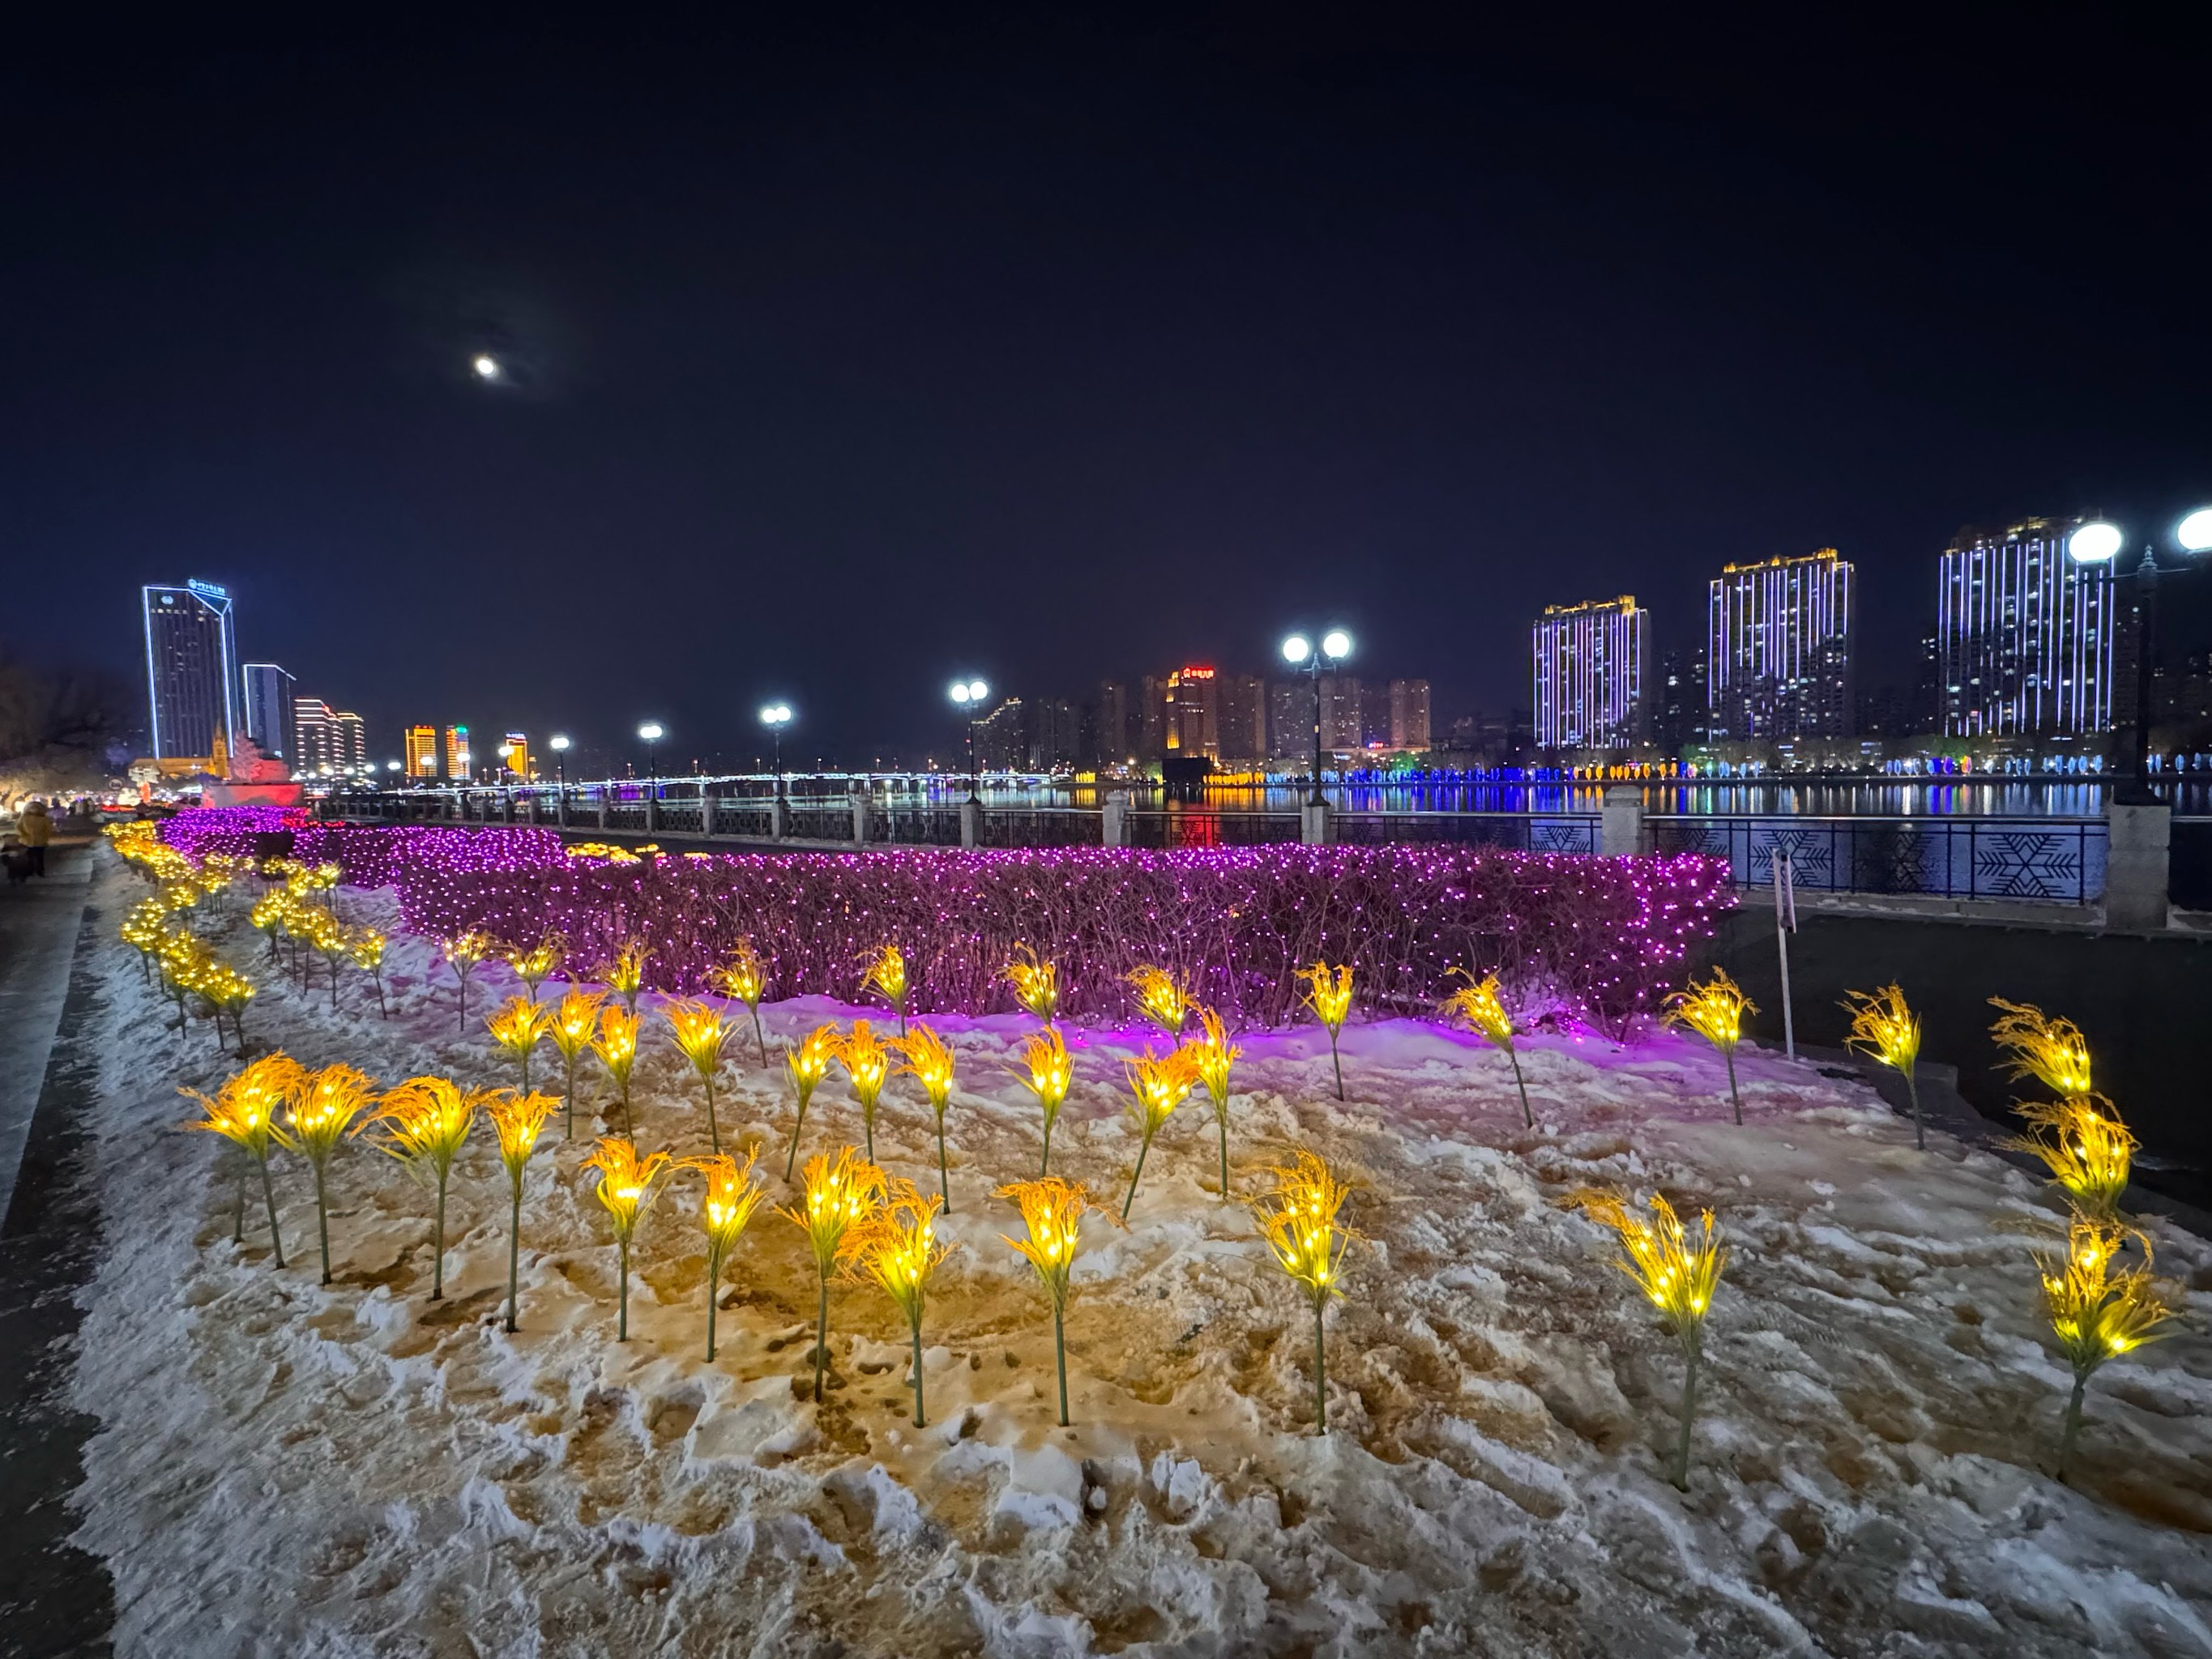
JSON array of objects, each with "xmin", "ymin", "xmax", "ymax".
[{"xmin": 1646, "ymin": 814, "xmax": 2107, "ymax": 904}]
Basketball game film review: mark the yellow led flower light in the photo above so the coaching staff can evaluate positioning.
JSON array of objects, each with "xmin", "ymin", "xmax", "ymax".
[
  {"xmin": 348, "ymin": 925, "xmax": 391, "ymax": 1017},
  {"xmin": 1988, "ymin": 998, "xmax": 2094, "ymax": 1100},
  {"xmin": 780, "ymin": 1148, "xmax": 888, "ymax": 1401},
  {"xmin": 441, "ymin": 930, "xmax": 496, "ymax": 1034},
  {"xmin": 594, "ymin": 1005, "xmax": 642, "ymax": 1137},
  {"xmin": 2039, "ymin": 1215, "xmax": 2174, "ymax": 1478},
  {"xmin": 601, "ymin": 940, "xmax": 651, "ymax": 1017},
  {"xmin": 1296, "ymin": 961, "xmax": 1355, "ymax": 1101},
  {"xmin": 1003, "ymin": 944, "xmax": 1060, "ymax": 1024},
  {"xmin": 361, "ymin": 1077, "xmax": 488, "ymax": 1300},
  {"xmin": 486, "ymin": 1090, "xmax": 561, "ymax": 1333},
  {"xmin": 860, "ymin": 944, "xmax": 911, "ymax": 1035},
  {"xmin": 707, "ymin": 938, "xmax": 771, "ymax": 1066},
  {"xmin": 1012, "ymin": 1026, "xmax": 1075, "ymax": 1176},
  {"xmin": 1843, "ymin": 983, "xmax": 1924, "ymax": 1149},
  {"xmin": 283, "ymin": 1061, "xmax": 376, "ymax": 1284},
  {"xmin": 664, "ymin": 998, "xmax": 732, "ymax": 1153},
  {"xmin": 1441, "ymin": 970, "xmax": 1533, "ymax": 1129},
  {"xmin": 582, "ymin": 1137, "xmax": 676, "ymax": 1342},
  {"xmin": 681, "ymin": 1149, "xmax": 768, "ymax": 1361},
  {"xmin": 1189, "ymin": 1006, "xmax": 1244, "ymax": 1200},
  {"xmin": 843, "ymin": 1184, "xmax": 954, "ymax": 1427},
  {"xmin": 1562, "ymin": 1189, "xmax": 1726, "ymax": 1488},
  {"xmin": 784, "ymin": 1024, "xmax": 839, "ymax": 1179},
  {"xmin": 1125, "ymin": 965, "xmax": 1188, "ymax": 1039},
  {"xmin": 1254, "ymin": 1149, "xmax": 1356, "ymax": 1434},
  {"xmin": 487, "ymin": 995, "xmax": 552, "ymax": 1093},
  {"xmin": 834, "ymin": 1019, "xmax": 894, "ymax": 1162},
  {"xmin": 183, "ymin": 1053, "xmax": 305, "ymax": 1267},
  {"xmin": 2009, "ymin": 1094, "xmax": 2137, "ymax": 1221},
  {"xmin": 506, "ymin": 932, "xmax": 565, "ymax": 1003},
  {"xmin": 1664, "ymin": 968, "xmax": 1755, "ymax": 1125},
  {"xmin": 546, "ymin": 987, "xmax": 606, "ymax": 1139},
  {"xmin": 1120, "ymin": 1045, "xmax": 1198, "ymax": 1219},
  {"xmin": 998, "ymin": 1177, "xmax": 1099, "ymax": 1427},
  {"xmin": 895, "ymin": 1024, "xmax": 959, "ymax": 1211}
]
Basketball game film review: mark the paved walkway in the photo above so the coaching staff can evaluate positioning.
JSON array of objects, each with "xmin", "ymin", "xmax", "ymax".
[{"xmin": 0, "ymin": 846, "xmax": 93, "ymax": 1222}]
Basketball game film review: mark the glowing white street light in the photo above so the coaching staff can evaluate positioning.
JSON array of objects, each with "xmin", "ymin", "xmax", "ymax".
[
  {"xmin": 472, "ymin": 354, "xmax": 501, "ymax": 381},
  {"xmin": 949, "ymin": 678, "xmax": 991, "ymax": 798},
  {"xmin": 759, "ymin": 703, "xmax": 793, "ymax": 795},
  {"xmin": 548, "ymin": 734, "xmax": 570, "ymax": 789},
  {"xmin": 638, "ymin": 722, "xmax": 664, "ymax": 780},
  {"xmin": 1279, "ymin": 627, "xmax": 1354, "ymax": 804},
  {"xmin": 2180, "ymin": 508, "xmax": 2212, "ymax": 553},
  {"xmin": 2068, "ymin": 521, "xmax": 2123, "ymax": 564}
]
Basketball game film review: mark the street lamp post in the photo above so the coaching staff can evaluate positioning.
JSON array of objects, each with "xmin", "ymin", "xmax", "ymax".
[
  {"xmin": 1279, "ymin": 629, "xmax": 1353, "ymax": 806},
  {"xmin": 2069, "ymin": 510, "xmax": 2212, "ymax": 804},
  {"xmin": 759, "ymin": 704, "xmax": 792, "ymax": 798},
  {"xmin": 948, "ymin": 678, "xmax": 989, "ymax": 801},
  {"xmin": 549, "ymin": 734, "xmax": 570, "ymax": 790},
  {"xmin": 638, "ymin": 722, "xmax": 664, "ymax": 782}
]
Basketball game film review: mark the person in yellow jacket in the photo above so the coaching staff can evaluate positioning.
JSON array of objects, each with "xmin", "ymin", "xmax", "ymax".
[{"xmin": 16, "ymin": 799, "xmax": 52, "ymax": 877}]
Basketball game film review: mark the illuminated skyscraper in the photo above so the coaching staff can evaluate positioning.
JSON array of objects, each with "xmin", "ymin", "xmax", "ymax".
[
  {"xmin": 504, "ymin": 731, "xmax": 531, "ymax": 778},
  {"xmin": 445, "ymin": 724, "xmax": 472, "ymax": 778},
  {"xmin": 295, "ymin": 698, "xmax": 368, "ymax": 774},
  {"xmin": 143, "ymin": 579, "xmax": 239, "ymax": 759},
  {"xmin": 1215, "ymin": 672, "xmax": 1266, "ymax": 762},
  {"xmin": 1164, "ymin": 664, "xmax": 1219, "ymax": 759},
  {"xmin": 404, "ymin": 724, "xmax": 440, "ymax": 778},
  {"xmin": 1707, "ymin": 549, "xmax": 1855, "ymax": 740},
  {"xmin": 1532, "ymin": 597, "xmax": 1648, "ymax": 750},
  {"xmin": 240, "ymin": 663, "xmax": 297, "ymax": 762},
  {"xmin": 1387, "ymin": 680, "xmax": 1432, "ymax": 749},
  {"xmin": 1937, "ymin": 518, "xmax": 2113, "ymax": 738}
]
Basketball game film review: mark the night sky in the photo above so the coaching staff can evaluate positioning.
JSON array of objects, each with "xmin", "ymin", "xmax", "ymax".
[{"xmin": 6, "ymin": 12, "xmax": 2210, "ymax": 770}]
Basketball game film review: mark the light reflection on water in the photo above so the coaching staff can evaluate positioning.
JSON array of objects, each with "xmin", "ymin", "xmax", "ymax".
[{"xmin": 994, "ymin": 780, "xmax": 2184, "ymax": 817}]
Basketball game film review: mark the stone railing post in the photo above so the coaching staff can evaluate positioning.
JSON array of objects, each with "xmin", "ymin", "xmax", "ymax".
[
  {"xmin": 1300, "ymin": 799, "xmax": 1332, "ymax": 845},
  {"xmin": 555, "ymin": 787, "xmax": 569, "ymax": 828},
  {"xmin": 852, "ymin": 788, "xmax": 875, "ymax": 847},
  {"xmin": 1101, "ymin": 789, "xmax": 1130, "ymax": 848},
  {"xmin": 960, "ymin": 799, "xmax": 984, "ymax": 848},
  {"xmin": 2105, "ymin": 799, "xmax": 2171, "ymax": 931},
  {"xmin": 770, "ymin": 797, "xmax": 788, "ymax": 840},
  {"xmin": 1601, "ymin": 784, "xmax": 1646, "ymax": 856},
  {"xmin": 645, "ymin": 783, "xmax": 660, "ymax": 834}
]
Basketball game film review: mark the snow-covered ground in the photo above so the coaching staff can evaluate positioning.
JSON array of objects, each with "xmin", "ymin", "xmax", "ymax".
[{"xmin": 67, "ymin": 864, "xmax": 2212, "ymax": 1656}]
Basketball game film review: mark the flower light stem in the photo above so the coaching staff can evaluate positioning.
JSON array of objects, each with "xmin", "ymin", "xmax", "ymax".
[
  {"xmin": 749, "ymin": 1006, "xmax": 767, "ymax": 1068},
  {"xmin": 432, "ymin": 1171, "xmax": 448, "ymax": 1299},
  {"xmin": 1723, "ymin": 1048, "xmax": 1742, "ymax": 1126},
  {"xmin": 937, "ymin": 1127, "xmax": 951, "ymax": 1214},
  {"xmin": 564, "ymin": 1052, "xmax": 579, "ymax": 1140},
  {"xmin": 786, "ymin": 1105, "xmax": 808, "ymax": 1181},
  {"xmin": 505, "ymin": 1175, "xmax": 523, "ymax": 1333},
  {"xmin": 1040, "ymin": 1120, "xmax": 1053, "ymax": 1179},
  {"xmin": 813, "ymin": 1268, "xmax": 831, "ymax": 1401},
  {"xmin": 1509, "ymin": 1050, "xmax": 1533, "ymax": 1130},
  {"xmin": 911, "ymin": 1320, "xmax": 925, "ymax": 1428},
  {"xmin": 312, "ymin": 1162, "xmax": 332, "ymax": 1285},
  {"xmin": 1217, "ymin": 1119, "xmax": 1230, "ymax": 1200},
  {"xmin": 2059, "ymin": 1373, "xmax": 2087, "ymax": 1481},
  {"xmin": 258, "ymin": 1155, "xmax": 285, "ymax": 1269},
  {"xmin": 1053, "ymin": 1303, "xmax": 1069, "ymax": 1427},
  {"xmin": 1329, "ymin": 1034, "xmax": 1344, "ymax": 1102},
  {"xmin": 617, "ymin": 1234, "xmax": 630, "ymax": 1341},
  {"xmin": 1314, "ymin": 1299, "xmax": 1328, "ymax": 1434},
  {"xmin": 703, "ymin": 1073, "xmax": 720, "ymax": 1156},
  {"xmin": 1905, "ymin": 1065, "xmax": 1923, "ymax": 1151},
  {"xmin": 705, "ymin": 1242, "xmax": 724, "ymax": 1361},
  {"xmin": 1672, "ymin": 1337, "xmax": 1701, "ymax": 1489},
  {"xmin": 1121, "ymin": 1139, "xmax": 1151, "ymax": 1222}
]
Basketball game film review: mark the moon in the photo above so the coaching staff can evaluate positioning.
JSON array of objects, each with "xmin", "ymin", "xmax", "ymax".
[{"xmin": 472, "ymin": 354, "xmax": 502, "ymax": 381}]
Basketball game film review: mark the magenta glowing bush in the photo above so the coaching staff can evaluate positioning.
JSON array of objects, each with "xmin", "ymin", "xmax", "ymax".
[{"xmin": 156, "ymin": 811, "xmax": 1732, "ymax": 1032}]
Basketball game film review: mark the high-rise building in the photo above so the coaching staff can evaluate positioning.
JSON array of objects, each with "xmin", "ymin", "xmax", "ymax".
[
  {"xmin": 1216, "ymin": 673, "xmax": 1267, "ymax": 762},
  {"xmin": 1095, "ymin": 680, "xmax": 1133, "ymax": 766},
  {"xmin": 1532, "ymin": 597, "xmax": 1649, "ymax": 750},
  {"xmin": 1357, "ymin": 680, "xmax": 1392, "ymax": 748},
  {"xmin": 1387, "ymin": 680, "xmax": 1432, "ymax": 750},
  {"xmin": 445, "ymin": 724, "xmax": 473, "ymax": 778},
  {"xmin": 1937, "ymin": 518, "xmax": 2113, "ymax": 738},
  {"xmin": 504, "ymin": 731, "xmax": 531, "ymax": 778},
  {"xmin": 1164, "ymin": 665, "xmax": 1219, "ymax": 759},
  {"xmin": 1708, "ymin": 549, "xmax": 1855, "ymax": 740},
  {"xmin": 404, "ymin": 724, "xmax": 441, "ymax": 778},
  {"xmin": 143, "ymin": 579, "xmax": 240, "ymax": 760},
  {"xmin": 972, "ymin": 698, "xmax": 1028, "ymax": 770},
  {"xmin": 1031, "ymin": 698, "xmax": 1080, "ymax": 769},
  {"xmin": 1136, "ymin": 676, "xmax": 1168, "ymax": 763},
  {"xmin": 1317, "ymin": 675, "xmax": 1362, "ymax": 750},
  {"xmin": 295, "ymin": 698, "xmax": 368, "ymax": 774},
  {"xmin": 1268, "ymin": 681, "xmax": 1309, "ymax": 762},
  {"xmin": 240, "ymin": 663, "xmax": 297, "ymax": 763}
]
